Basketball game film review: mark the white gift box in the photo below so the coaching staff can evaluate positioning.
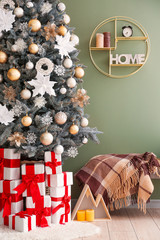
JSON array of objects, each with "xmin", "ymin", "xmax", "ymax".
[
  {"xmin": 46, "ymin": 172, "xmax": 73, "ymax": 187},
  {"xmin": 0, "ymin": 148, "xmax": 20, "ymax": 180},
  {"xmin": 26, "ymin": 196, "xmax": 51, "ymax": 226},
  {"xmin": 0, "ymin": 179, "xmax": 22, "ymax": 194},
  {"xmin": 51, "ymin": 186, "xmax": 71, "ymax": 224},
  {"xmin": 9, "ymin": 213, "xmax": 36, "ymax": 232},
  {"xmin": 45, "ymin": 151, "xmax": 62, "ymax": 175},
  {"xmin": 21, "ymin": 164, "xmax": 45, "ymax": 197}
]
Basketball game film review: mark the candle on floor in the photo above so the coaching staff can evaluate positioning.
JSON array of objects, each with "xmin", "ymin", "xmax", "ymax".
[
  {"xmin": 96, "ymin": 33, "xmax": 104, "ymax": 48},
  {"xmin": 86, "ymin": 209, "xmax": 94, "ymax": 222},
  {"xmin": 77, "ymin": 210, "xmax": 86, "ymax": 221}
]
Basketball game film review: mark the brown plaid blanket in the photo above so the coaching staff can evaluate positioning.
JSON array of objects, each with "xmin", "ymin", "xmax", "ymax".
[{"xmin": 75, "ymin": 152, "xmax": 160, "ymax": 213}]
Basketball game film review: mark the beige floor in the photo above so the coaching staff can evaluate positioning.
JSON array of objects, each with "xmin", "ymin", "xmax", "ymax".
[{"xmin": 74, "ymin": 208, "xmax": 160, "ymax": 240}]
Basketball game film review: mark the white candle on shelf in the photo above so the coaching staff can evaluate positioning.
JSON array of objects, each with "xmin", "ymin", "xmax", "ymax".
[{"xmin": 96, "ymin": 33, "xmax": 104, "ymax": 48}]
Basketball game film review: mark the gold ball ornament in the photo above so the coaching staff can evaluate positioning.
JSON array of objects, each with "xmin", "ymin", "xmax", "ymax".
[
  {"xmin": 0, "ymin": 51, "xmax": 8, "ymax": 64},
  {"xmin": 7, "ymin": 68, "xmax": 21, "ymax": 81},
  {"xmin": 40, "ymin": 131, "xmax": 53, "ymax": 146},
  {"xmin": 21, "ymin": 115, "xmax": 32, "ymax": 127},
  {"xmin": 69, "ymin": 124, "xmax": 79, "ymax": 135},
  {"xmin": 28, "ymin": 19, "xmax": 41, "ymax": 32},
  {"xmin": 75, "ymin": 67, "xmax": 85, "ymax": 78},
  {"xmin": 28, "ymin": 43, "xmax": 39, "ymax": 54},
  {"xmin": 54, "ymin": 112, "xmax": 67, "ymax": 125},
  {"xmin": 58, "ymin": 26, "xmax": 67, "ymax": 36}
]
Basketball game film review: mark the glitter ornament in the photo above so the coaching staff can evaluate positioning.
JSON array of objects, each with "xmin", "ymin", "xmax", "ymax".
[
  {"xmin": 28, "ymin": 43, "xmax": 39, "ymax": 54},
  {"xmin": 67, "ymin": 77, "xmax": 76, "ymax": 88},
  {"xmin": 0, "ymin": 74, "xmax": 3, "ymax": 83},
  {"xmin": 14, "ymin": 7, "xmax": 24, "ymax": 18},
  {"xmin": 54, "ymin": 112, "xmax": 67, "ymax": 125},
  {"xmin": 60, "ymin": 87, "xmax": 67, "ymax": 94},
  {"xmin": 7, "ymin": 68, "xmax": 20, "ymax": 81},
  {"xmin": 26, "ymin": 61, "xmax": 34, "ymax": 70},
  {"xmin": 82, "ymin": 137, "xmax": 88, "ymax": 144},
  {"xmin": 69, "ymin": 124, "xmax": 79, "ymax": 135},
  {"xmin": 26, "ymin": 2, "xmax": 34, "ymax": 8},
  {"xmin": 75, "ymin": 67, "xmax": 85, "ymax": 78},
  {"xmin": 70, "ymin": 34, "xmax": 79, "ymax": 45},
  {"xmin": 58, "ymin": 26, "xmax": 67, "ymax": 36},
  {"xmin": 63, "ymin": 14, "xmax": 70, "ymax": 25},
  {"xmin": 57, "ymin": 2, "xmax": 66, "ymax": 12},
  {"xmin": 35, "ymin": 58, "xmax": 54, "ymax": 75},
  {"xmin": 63, "ymin": 58, "xmax": 73, "ymax": 68},
  {"xmin": 28, "ymin": 19, "xmax": 41, "ymax": 32},
  {"xmin": 20, "ymin": 88, "xmax": 31, "ymax": 100},
  {"xmin": 11, "ymin": 44, "xmax": 18, "ymax": 52},
  {"xmin": 21, "ymin": 114, "xmax": 32, "ymax": 127},
  {"xmin": 54, "ymin": 145, "xmax": 64, "ymax": 154},
  {"xmin": 40, "ymin": 131, "xmax": 53, "ymax": 145},
  {"xmin": 81, "ymin": 117, "xmax": 89, "ymax": 127},
  {"xmin": 0, "ymin": 51, "xmax": 8, "ymax": 64}
]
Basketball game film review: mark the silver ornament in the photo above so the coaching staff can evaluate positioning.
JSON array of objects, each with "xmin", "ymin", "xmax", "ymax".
[
  {"xmin": 60, "ymin": 87, "xmax": 67, "ymax": 94},
  {"xmin": 26, "ymin": 61, "xmax": 34, "ymax": 70},
  {"xmin": 14, "ymin": 7, "xmax": 24, "ymax": 18},
  {"xmin": 36, "ymin": 58, "xmax": 54, "ymax": 75},
  {"xmin": 57, "ymin": 2, "xmax": 66, "ymax": 12}
]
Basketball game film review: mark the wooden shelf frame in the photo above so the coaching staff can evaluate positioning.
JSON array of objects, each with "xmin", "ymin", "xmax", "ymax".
[{"xmin": 89, "ymin": 16, "xmax": 151, "ymax": 79}]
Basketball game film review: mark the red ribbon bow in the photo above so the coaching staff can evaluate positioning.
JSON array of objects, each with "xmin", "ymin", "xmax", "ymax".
[
  {"xmin": 52, "ymin": 195, "xmax": 71, "ymax": 224},
  {"xmin": 0, "ymin": 193, "xmax": 11, "ymax": 217},
  {"xmin": 15, "ymin": 211, "xmax": 29, "ymax": 218},
  {"xmin": 45, "ymin": 159, "xmax": 61, "ymax": 173},
  {"xmin": 14, "ymin": 174, "xmax": 41, "ymax": 203},
  {"xmin": 29, "ymin": 207, "xmax": 50, "ymax": 227}
]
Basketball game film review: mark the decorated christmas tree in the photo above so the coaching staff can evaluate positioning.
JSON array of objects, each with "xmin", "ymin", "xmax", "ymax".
[{"xmin": 0, "ymin": 0, "xmax": 100, "ymax": 161}]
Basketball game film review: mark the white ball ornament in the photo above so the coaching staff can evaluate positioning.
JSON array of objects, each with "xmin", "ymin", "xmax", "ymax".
[
  {"xmin": 67, "ymin": 77, "xmax": 76, "ymax": 88},
  {"xmin": 63, "ymin": 58, "xmax": 73, "ymax": 69},
  {"xmin": 60, "ymin": 87, "xmax": 67, "ymax": 94},
  {"xmin": 57, "ymin": 2, "xmax": 66, "ymax": 12},
  {"xmin": 54, "ymin": 112, "xmax": 67, "ymax": 125},
  {"xmin": 40, "ymin": 131, "xmax": 53, "ymax": 146},
  {"xmin": 70, "ymin": 34, "xmax": 79, "ymax": 45},
  {"xmin": 81, "ymin": 117, "xmax": 89, "ymax": 127},
  {"xmin": 0, "ymin": 74, "xmax": 3, "ymax": 83},
  {"xmin": 20, "ymin": 88, "xmax": 31, "ymax": 100},
  {"xmin": 54, "ymin": 145, "xmax": 64, "ymax": 154},
  {"xmin": 11, "ymin": 45, "xmax": 18, "ymax": 52},
  {"xmin": 82, "ymin": 137, "xmax": 88, "ymax": 144},
  {"xmin": 26, "ymin": 61, "xmax": 34, "ymax": 70},
  {"xmin": 63, "ymin": 14, "xmax": 70, "ymax": 24},
  {"xmin": 26, "ymin": 2, "xmax": 34, "ymax": 8},
  {"xmin": 81, "ymin": 88, "xmax": 86, "ymax": 94},
  {"xmin": 14, "ymin": 7, "xmax": 24, "ymax": 18}
]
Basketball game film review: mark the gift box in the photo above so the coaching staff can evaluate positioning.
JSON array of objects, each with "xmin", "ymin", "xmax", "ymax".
[
  {"xmin": 0, "ymin": 180, "xmax": 23, "ymax": 225},
  {"xmin": 51, "ymin": 185, "xmax": 71, "ymax": 224},
  {"xmin": 9, "ymin": 212, "xmax": 36, "ymax": 232},
  {"xmin": 45, "ymin": 151, "xmax": 62, "ymax": 175},
  {"xmin": 26, "ymin": 196, "xmax": 51, "ymax": 227},
  {"xmin": 46, "ymin": 172, "xmax": 73, "ymax": 187},
  {"xmin": 0, "ymin": 148, "xmax": 20, "ymax": 180},
  {"xmin": 14, "ymin": 164, "xmax": 45, "ymax": 203}
]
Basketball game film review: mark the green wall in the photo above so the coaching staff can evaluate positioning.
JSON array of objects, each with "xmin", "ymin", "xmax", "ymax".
[{"xmin": 63, "ymin": 0, "xmax": 160, "ymax": 199}]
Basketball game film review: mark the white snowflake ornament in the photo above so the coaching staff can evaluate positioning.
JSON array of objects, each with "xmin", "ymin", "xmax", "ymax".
[
  {"xmin": 34, "ymin": 96, "xmax": 47, "ymax": 109},
  {"xmin": 67, "ymin": 147, "xmax": 78, "ymax": 158},
  {"xmin": 14, "ymin": 38, "xmax": 27, "ymax": 52},
  {"xmin": 28, "ymin": 72, "xmax": 56, "ymax": 97},
  {"xmin": 40, "ymin": 1, "xmax": 52, "ymax": 15},
  {"xmin": 27, "ymin": 132, "xmax": 37, "ymax": 144},
  {"xmin": 0, "ymin": 104, "xmax": 14, "ymax": 125},
  {"xmin": 54, "ymin": 65, "xmax": 65, "ymax": 76},
  {"xmin": 41, "ymin": 112, "xmax": 53, "ymax": 126},
  {"xmin": 12, "ymin": 102, "xmax": 23, "ymax": 117},
  {"xmin": 55, "ymin": 32, "xmax": 76, "ymax": 59},
  {"xmin": 0, "ymin": 9, "xmax": 15, "ymax": 33}
]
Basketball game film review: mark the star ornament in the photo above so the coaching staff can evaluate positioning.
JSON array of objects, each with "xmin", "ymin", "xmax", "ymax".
[{"xmin": 28, "ymin": 72, "xmax": 57, "ymax": 97}]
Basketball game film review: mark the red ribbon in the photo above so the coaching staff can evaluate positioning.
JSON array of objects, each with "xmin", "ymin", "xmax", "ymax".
[
  {"xmin": 0, "ymin": 149, "xmax": 4, "ymax": 180},
  {"xmin": 27, "ymin": 207, "xmax": 51, "ymax": 227},
  {"xmin": 0, "ymin": 193, "xmax": 22, "ymax": 217},
  {"xmin": 12, "ymin": 211, "xmax": 32, "ymax": 231},
  {"xmin": 45, "ymin": 152, "xmax": 61, "ymax": 174},
  {"xmin": 14, "ymin": 174, "xmax": 43, "ymax": 203}
]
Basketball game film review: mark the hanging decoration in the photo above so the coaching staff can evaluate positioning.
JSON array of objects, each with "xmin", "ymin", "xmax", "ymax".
[
  {"xmin": 40, "ymin": 1, "xmax": 52, "ymax": 15},
  {"xmin": 0, "ymin": 8, "xmax": 15, "ymax": 33},
  {"xmin": 0, "ymin": 0, "xmax": 15, "ymax": 12},
  {"xmin": 0, "ymin": 74, "xmax": 3, "ymax": 83},
  {"xmin": 0, "ymin": 104, "xmax": 14, "ymax": 125},
  {"xmin": 57, "ymin": 2, "xmax": 66, "ymax": 12},
  {"xmin": 43, "ymin": 22, "xmax": 57, "ymax": 41},
  {"xmin": 67, "ymin": 146, "xmax": 78, "ymax": 158},
  {"xmin": 54, "ymin": 111, "xmax": 67, "ymax": 125},
  {"xmin": 63, "ymin": 58, "xmax": 73, "ymax": 68},
  {"xmin": 71, "ymin": 89, "xmax": 90, "ymax": 108},
  {"xmin": 69, "ymin": 124, "xmax": 79, "ymax": 135},
  {"xmin": 82, "ymin": 137, "xmax": 88, "ymax": 144},
  {"xmin": 7, "ymin": 68, "xmax": 21, "ymax": 81},
  {"xmin": 28, "ymin": 19, "xmax": 41, "ymax": 32},
  {"xmin": 63, "ymin": 14, "xmax": 70, "ymax": 25},
  {"xmin": 81, "ymin": 117, "xmax": 89, "ymax": 127},
  {"xmin": 67, "ymin": 77, "xmax": 76, "ymax": 88},
  {"xmin": 3, "ymin": 85, "xmax": 16, "ymax": 102},
  {"xmin": 28, "ymin": 72, "xmax": 56, "ymax": 97},
  {"xmin": 55, "ymin": 32, "xmax": 76, "ymax": 59},
  {"xmin": 40, "ymin": 131, "xmax": 54, "ymax": 145},
  {"xmin": 35, "ymin": 58, "xmax": 54, "ymax": 76},
  {"xmin": 0, "ymin": 51, "xmax": 8, "ymax": 64},
  {"xmin": 21, "ymin": 114, "xmax": 32, "ymax": 127},
  {"xmin": 13, "ymin": 38, "xmax": 27, "ymax": 52},
  {"xmin": 20, "ymin": 88, "xmax": 32, "ymax": 100},
  {"xmin": 28, "ymin": 43, "xmax": 39, "ymax": 54},
  {"xmin": 26, "ymin": 2, "xmax": 34, "ymax": 8},
  {"xmin": 70, "ymin": 34, "xmax": 79, "ymax": 45},
  {"xmin": 54, "ymin": 145, "xmax": 64, "ymax": 154},
  {"xmin": 26, "ymin": 61, "xmax": 34, "ymax": 70},
  {"xmin": 58, "ymin": 25, "xmax": 67, "ymax": 36},
  {"xmin": 60, "ymin": 87, "xmax": 67, "ymax": 94},
  {"xmin": 75, "ymin": 67, "xmax": 85, "ymax": 78},
  {"xmin": 34, "ymin": 96, "xmax": 47, "ymax": 109},
  {"xmin": 14, "ymin": 7, "xmax": 24, "ymax": 18},
  {"xmin": 12, "ymin": 101, "xmax": 23, "ymax": 117},
  {"xmin": 8, "ymin": 132, "xmax": 26, "ymax": 147},
  {"xmin": 54, "ymin": 65, "xmax": 65, "ymax": 76},
  {"xmin": 26, "ymin": 132, "xmax": 37, "ymax": 144},
  {"xmin": 41, "ymin": 112, "xmax": 53, "ymax": 126}
]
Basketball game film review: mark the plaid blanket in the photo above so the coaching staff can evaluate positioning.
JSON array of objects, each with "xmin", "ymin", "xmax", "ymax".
[{"xmin": 75, "ymin": 152, "xmax": 160, "ymax": 213}]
